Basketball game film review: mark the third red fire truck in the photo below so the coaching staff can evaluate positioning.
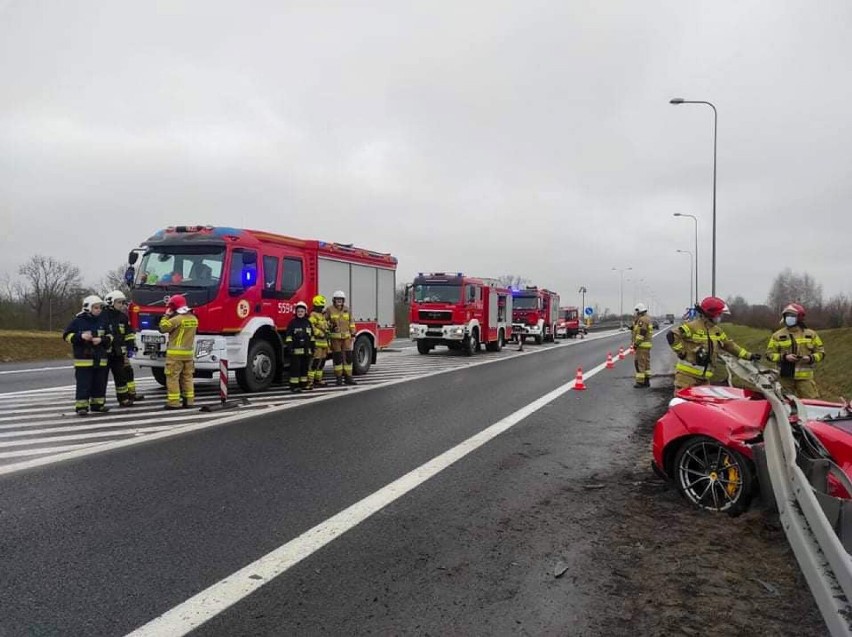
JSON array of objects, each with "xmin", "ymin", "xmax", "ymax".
[
  {"xmin": 556, "ymin": 306, "xmax": 582, "ymax": 339},
  {"xmin": 511, "ymin": 286, "xmax": 560, "ymax": 345},
  {"xmin": 408, "ymin": 273, "xmax": 512, "ymax": 355}
]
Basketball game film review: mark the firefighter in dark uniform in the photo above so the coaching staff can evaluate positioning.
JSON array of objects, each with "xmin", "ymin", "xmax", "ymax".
[
  {"xmin": 284, "ymin": 301, "xmax": 313, "ymax": 392},
  {"xmin": 326, "ymin": 290, "xmax": 357, "ymax": 386},
  {"xmin": 766, "ymin": 303, "xmax": 825, "ymax": 399},
  {"xmin": 631, "ymin": 302, "xmax": 653, "ymax": 388},
  {"xmin": 63, "ymin": 295, "xmax": 113, "ymax": 416},
  {"xmin": 666, "ymin": 296, "xmax": 760, "ymax": 395},
  {"xmin": 104, "ymin": 290, "xmax": 144, "ymax": 406}
]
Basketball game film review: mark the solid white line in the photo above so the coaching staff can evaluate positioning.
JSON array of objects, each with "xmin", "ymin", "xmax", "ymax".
[
  {"xmin": 0, "ymin": 365, "xmax": 73, "ymax": 375},
  {"xmin": 0, "ymin": 330, "xmax": 626, "ymax": 477},
  {"xmin": 126, "ymin": 357, "xmax": 611, "ymax": 636},
  {"xmin": 0, "ymin": 441, "xmax": 107, "ymax": 460}
]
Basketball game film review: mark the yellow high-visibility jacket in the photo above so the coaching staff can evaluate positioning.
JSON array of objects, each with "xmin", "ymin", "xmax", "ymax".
[
  {"xmin": 668, "ymin": 317, "xmax": 750, "ymax": 380},
  {"xmin": 158, "ymin": 312, "xmax": 199, "ymax": 360},
  {"xmin": 325, "ymin": 306, "xmax": 356, "ymax": 340},
  {"xmin": 309, "ymin": 311, "xmax": 330, "ymax": 348},
  {"xmin": 632, "ymin": 314, "xmax": 653, "ymax": 349},
  {"xmin": 766, "ymin": 325, "xmax": 825, "ymax": 380}
]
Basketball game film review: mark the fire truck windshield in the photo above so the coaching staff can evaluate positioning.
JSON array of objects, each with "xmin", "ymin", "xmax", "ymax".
[
  {"xmin": 136, "ymin": 247, "xmax": 224, "ymax": 289},
  {"xmin": 413, "ymin": 284, "xmax": 461, "ymax": 303},
  {"xmin": 561, "ymin": 309, "xmax": 578, "ymax": 320},
  {"xmin": 513, "ymin": 296, "xmax": 540, "ymax": 310}
]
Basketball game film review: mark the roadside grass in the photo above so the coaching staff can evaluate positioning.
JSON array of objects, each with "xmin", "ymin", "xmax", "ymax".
[
  {"xmin": 723, "ymin": 324, "xmax": 851, "ymax": 402},
  {"xmin": 0, "ymin": 330, "xmax": 71, "ymax": 363}
]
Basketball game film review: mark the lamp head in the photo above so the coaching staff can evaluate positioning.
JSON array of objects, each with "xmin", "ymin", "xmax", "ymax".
[{"xmin": 669, "ymin": 98, "xmax": 685, "ymax": 104}]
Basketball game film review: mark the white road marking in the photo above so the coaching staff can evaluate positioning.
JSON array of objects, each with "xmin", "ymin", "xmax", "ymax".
[
  {"xmin": 126, "ymin": 357, "xmax": 611, "ymax": 636},
  {"xmin": 0, "ymin": 365, "xmax": 72, "ymax": 375}
]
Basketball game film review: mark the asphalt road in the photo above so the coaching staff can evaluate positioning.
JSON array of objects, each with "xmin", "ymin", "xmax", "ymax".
[{"xmin": 0, "ymin": 330, "xmax": 669, "ymax": 635}]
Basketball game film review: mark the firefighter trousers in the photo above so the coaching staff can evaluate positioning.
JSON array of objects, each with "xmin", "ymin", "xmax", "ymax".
[
  {"xmin": 330, "ymin": 337, "xmax": 353, "ymax": 377},
  {"xmin": 779, "ymin": 377, "xmax": 820, "ymax": 399},
  {"xmin": 634, "ymin": 348, "xmax": 651, "ymax": 385},
  {"xmin": 107, "ymin": 355, "xmax": 131, "ymax": 402},
  {"xmin": 75, "ymin": 363, "xmax": 108, "ymax": 411},
  {"xmin": 309, "ymin": 346, "xmax": 328, "ymax": 384},
  {"xmin": 673, "ymin": 371, "xmax": 707, "ymax": 396},
  {"xmin": 165, "ymin": 358, "xmax": 195, "ymax": 407},
  {"xmin": 289, "ymin": 354, "xmax": 311, "ymax": 388}
]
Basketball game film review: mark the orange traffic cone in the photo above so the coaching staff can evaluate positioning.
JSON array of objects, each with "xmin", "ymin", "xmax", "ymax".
[
  {"xmin": 618, "ymin": 347, "xmax": 625, "ymax": 360},
  {"xmin": 573, "ymin": 367, "xmax": 587, "ymax": 390},
  {"xmin": 606, "ymin": 352, "xmax": 615, "ymax": 369}
]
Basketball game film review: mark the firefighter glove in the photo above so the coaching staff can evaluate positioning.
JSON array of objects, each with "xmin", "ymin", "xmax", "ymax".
[{"xmin": 749, "ymin": 353, "xmax": 762, "ymax": 361}]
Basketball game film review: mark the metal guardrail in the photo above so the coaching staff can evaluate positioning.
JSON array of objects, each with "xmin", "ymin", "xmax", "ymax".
[{"xmin": 723, "ymin": 355, "xmax": 852, "ymax": 636}]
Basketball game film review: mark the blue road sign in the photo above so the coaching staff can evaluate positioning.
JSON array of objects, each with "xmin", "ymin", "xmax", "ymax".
[{"xmin": 584, "ymin": 306, "xmax": 594, "ymax": 316}]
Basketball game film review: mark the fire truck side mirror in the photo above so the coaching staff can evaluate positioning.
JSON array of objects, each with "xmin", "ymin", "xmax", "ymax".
[
  {"xmin": 403, "ymin": 284, "xmax": 412, "ymax": 303},
  {"xmin": 128, "ymin": 251, "xmax": 139, "ymax": 265}
]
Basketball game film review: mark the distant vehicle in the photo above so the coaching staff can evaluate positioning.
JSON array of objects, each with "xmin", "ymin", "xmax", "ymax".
[
  {"xmin": 511, "ymin": 286, "xmax": 560, "ymax": 344},
  {"xmin": 127, "ymin": 225, "xmax": 397, "ymax": 391},
  {"xmin": 651, "ymin": 318, "xmax": 660, "ymax": 330},
  {"xmin": 665, "ymin": 313, "xmax": 675, "ymax": 324},
  {"xmin": 556, "ymin": 306, "xmax": 581, "ymax": 339},
  {"xmin": 408, "ymin": 273, "xmax": 512, "ymax": 355}
]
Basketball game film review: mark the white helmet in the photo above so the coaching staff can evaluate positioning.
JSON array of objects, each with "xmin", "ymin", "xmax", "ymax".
[
  {"xmin": 82, "ymin": 295, "xmax": 105, "ymax": 312},
  {"xmin": 332, "ymin": 290, "xmax": 346, "ymax": 301},
  {"xmin": 634, "ymin": 302, "xmax": 648, "ymax": 314},
  {"xmin": 295, "ymin": 301, "xmax": 308, "ymax": 312},
  {"xmin": 104, "ymin": 290, "xmax": 127, "ymax": 307}
]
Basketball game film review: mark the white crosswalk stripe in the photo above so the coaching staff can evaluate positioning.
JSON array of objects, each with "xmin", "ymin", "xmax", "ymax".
[{"xmin": 0, "ymin": 333, "xmax": 617, "ymax": 470}]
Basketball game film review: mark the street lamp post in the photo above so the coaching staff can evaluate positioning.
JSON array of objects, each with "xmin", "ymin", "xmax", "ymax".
[
  {"xmin": 673, "ymin": 212, "xmax": 699, "ymax": 303},
  {"xmin": 612, "ymin": 267, "xmax": 632, "ymax": 330},
  {"xmin": 669, "ymin": 98, "xmax": 717, "ymax": 296},
  {"xmin": 578, "ymin": 286, "xmax": 587, "ymax": 325},
  {"xmin": 676, "ymin": 249, "xmax": 694, "ymax": 312}
]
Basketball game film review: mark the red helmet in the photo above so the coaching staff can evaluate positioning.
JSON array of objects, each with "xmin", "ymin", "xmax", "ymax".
[
  {"xmin": 782, "ymin": 303, "xmax": 806, "ymax": 318},
  {"xmin": 167, "ymin": 294, "xmax": 188, "ymax": 311},
  {"xmin": 699, "ymin": 296, "xmax": 729, "ymax": 319}
]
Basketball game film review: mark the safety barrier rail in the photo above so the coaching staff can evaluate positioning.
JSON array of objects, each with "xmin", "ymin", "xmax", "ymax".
[{"xmin": 724, "ymin": 356, "xmax": 852, "ymax": 636}]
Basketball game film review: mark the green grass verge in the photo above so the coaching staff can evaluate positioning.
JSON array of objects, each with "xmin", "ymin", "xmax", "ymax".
[
  {"xmin": 0, "ymin": 330, "xmax": 72, "ymax": 363},
  {"xmin": 723, "ymin": 324, "xmax": 851, "ymax": 402}
]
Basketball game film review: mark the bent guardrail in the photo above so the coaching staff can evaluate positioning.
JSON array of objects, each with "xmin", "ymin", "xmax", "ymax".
[{"xmin": 723, "ymin": 355, "xmax": 852, "ymax": 636}]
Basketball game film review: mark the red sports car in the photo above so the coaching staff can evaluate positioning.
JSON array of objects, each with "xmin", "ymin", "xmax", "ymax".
[{"xmin": 652, "ymin": 384, "xmax": 852, "ymax": 513}]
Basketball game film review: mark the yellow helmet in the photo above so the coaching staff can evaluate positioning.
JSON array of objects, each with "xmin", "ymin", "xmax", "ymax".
[{"xmin": 312, "ymin": 294, "xmax": 327, "ymax": 308}]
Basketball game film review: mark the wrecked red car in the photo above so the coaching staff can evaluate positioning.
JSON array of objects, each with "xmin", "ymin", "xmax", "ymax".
[{"xmin": 652, "ymin": 384, "xmax": 852, "ymax": 514}]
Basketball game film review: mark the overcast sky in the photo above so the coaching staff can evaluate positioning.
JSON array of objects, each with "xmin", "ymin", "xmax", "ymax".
[{"xmin": 1, "ymin": 0, "xmax": 850, "ymax": 316}]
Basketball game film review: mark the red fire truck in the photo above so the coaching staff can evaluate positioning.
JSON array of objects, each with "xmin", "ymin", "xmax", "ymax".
[
  {"xmin": 126, "ymin": 226, "xmax": 397, "ymax": 392},
  {"xmin": 556, "ymin": 306, "xmax": 582, "ymax": 339},
  {"xmin": 408, "ymin": 273, "xmax": 512, "ymax": 355},
  {"xmin": 511, "ymin": 286, "xmax": 560, "ymax": 345}
]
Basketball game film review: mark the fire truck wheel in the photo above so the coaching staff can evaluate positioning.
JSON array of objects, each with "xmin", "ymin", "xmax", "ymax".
[
  {"xmin": 236, "ymin": 339, "xmax": 276, "ymax": 392},
  {"xmin": 352, "ymin": 334, "xmax": 373, "ymax": 375},
  {"xmin": 417, "ymin": 341, "xmax": 431, "ymax": 355},
  {"xmin": 151, "ymin": 367, "xmax": 167, "ymax": 387},
  {"xmin": 534, "ymin": 332, "xmax": 543, "ymax": 345},
  {"xmin": 463, "ymin": 329, "xmax": 479, "ymax": 356}
]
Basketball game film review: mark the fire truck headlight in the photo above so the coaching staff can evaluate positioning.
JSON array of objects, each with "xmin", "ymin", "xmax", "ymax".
[
  {"xmin": 195, "ymin": 338, "xmax": 215, "ymax": 358},
  {"xmin": 449, "ymin": 326, "xmax": 465, "ymax": 336}
]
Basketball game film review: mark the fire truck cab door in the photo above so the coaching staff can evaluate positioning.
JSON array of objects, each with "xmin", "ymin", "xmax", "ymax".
[{"xmin": 260, "ymin": 252, "xmax": 307, "ymax": 330}]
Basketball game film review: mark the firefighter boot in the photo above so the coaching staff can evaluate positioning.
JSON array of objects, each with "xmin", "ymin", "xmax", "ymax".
[
  {"xmin": 344, "ymin": 375, "xmax": 357, "ymax": 386},
  {"xmin": 335, "ymin": 376, "xmax": 344, "ymax": 386}
]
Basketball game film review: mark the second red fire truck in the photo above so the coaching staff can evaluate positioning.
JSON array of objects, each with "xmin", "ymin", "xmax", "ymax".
[
  {"xmin": 408, "ymin": 273, "xmax": 513, "ymax": 355},
  {"xmin": 511, "ymin": 286, "xmax": 560, "ymax": 345}
]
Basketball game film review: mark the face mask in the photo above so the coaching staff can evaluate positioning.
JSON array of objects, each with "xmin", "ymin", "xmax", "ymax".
[{"xmin": 784, "ymin": 315, "xmax": 797, "ymax": 327}]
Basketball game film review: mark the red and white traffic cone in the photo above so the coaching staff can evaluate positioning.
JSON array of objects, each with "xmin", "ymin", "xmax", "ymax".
[
  {"xmin": 606, "ymin": 352, "xmax": 615, "ymax": 369},
  {"xmin": 573, "ymin": 367, "xmax": 587, "ymax": 390},
  {"xmin": 618, "ymin": 347, "xmax": 625, "ymax": 360}
]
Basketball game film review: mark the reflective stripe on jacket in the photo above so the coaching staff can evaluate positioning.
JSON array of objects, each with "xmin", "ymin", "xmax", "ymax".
[
  {"xmin": 632, "ymin": 314, "xmax": 653, "ymax": 349},
  {"xmin": 159, "ymin": 313, "xmax": 199, "ymax": 359},
  {"xmin": 668, "ymin": 317, "xmax": 750, "ymax": 379},
  {"xmin": 766, "ymin": 326, "xmax": 824, "ymax": 380},
  {"xmin": 325, "ymin": 306, "xmax": 356, "ymax": 339}
]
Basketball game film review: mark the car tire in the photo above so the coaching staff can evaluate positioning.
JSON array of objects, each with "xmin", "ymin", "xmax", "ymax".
[
  {"xmin": 151, "ymin": 366, "xmax": 167, "ymax": 387},
  {"xmin": 672, "ymin": 435, "xmax": 754, "ymax": 515}
]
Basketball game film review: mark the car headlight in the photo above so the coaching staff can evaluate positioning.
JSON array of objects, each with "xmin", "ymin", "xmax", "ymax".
[{"xmin": 195, "ymin": 338, "xmax": 215, "ymax": 358}]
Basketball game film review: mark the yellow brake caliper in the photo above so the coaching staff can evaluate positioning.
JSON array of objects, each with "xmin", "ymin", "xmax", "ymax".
[{"xmin": 722, "ymin": 455, "xmax": 740, "ymax": 496}]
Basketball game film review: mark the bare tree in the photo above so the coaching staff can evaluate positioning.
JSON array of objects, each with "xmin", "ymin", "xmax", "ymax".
[
  {"xmin": 18, "ymin": 255, "xmax": 84, "ymax": 330},
  {"xmin": 496, "ymin": 274, "xmax": 530, "ymax": 289},
  {"xmin": 766, "ymin": 268, "xmax": 823, "ymax": 314},
  {"xmin": 96, "ymin": 264, "xmax": 132, "ymax": 297}
]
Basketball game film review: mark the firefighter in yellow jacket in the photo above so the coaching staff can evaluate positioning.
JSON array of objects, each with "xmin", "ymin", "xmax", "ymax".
[
  {"xmin": 325, "ymin": 290, "xmax": 357, "ymax": 386},
  {"xmin": 666, "ymin": 296, "xmax": 760, "ymax": 395},
  {"xmin": 765, "ymin": 303, "xmax": 825, "ymax": 399},
  {"xmin": 158, "ymin": 294, "xmax": 199, "ymax": 409},
  {"xmin": 307, "ymin": 295, "xmax": 329, "ymax": 389},
  {"xmin": 631, "ymin": 302, "xmax": 653, "ymax": 388}
]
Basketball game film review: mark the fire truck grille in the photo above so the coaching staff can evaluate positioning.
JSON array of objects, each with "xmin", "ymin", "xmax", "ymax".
[{"xmin": 419, "ymin": 310, "xmax": 452, "ymax": 322}]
